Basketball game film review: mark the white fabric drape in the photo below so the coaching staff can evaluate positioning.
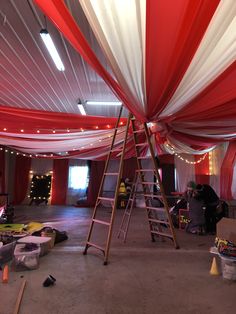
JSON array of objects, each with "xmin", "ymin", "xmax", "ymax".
[
  {"xmin": 0, "ymin": 127, "xmax": 126, "ymax": 155},
  {"xmin": 160, "ymin": 0, "xmax": 236, "ymax": 117},
  {"xmin": 80, "ymin": 0, "xmax": 146, "ymax": 113},
  {"xmin": 175, "ymin": 154, "xmax": 195, "ymax": 193},
  {"xmin": 209, "ymin": 143, "xmax": 228, "ymax": 196}
]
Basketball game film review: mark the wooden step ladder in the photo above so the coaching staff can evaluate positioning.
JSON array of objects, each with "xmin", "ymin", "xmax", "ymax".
[
  {"xmin": 83, "ymin": 106, "xmax": 132, "ymax": 264},
  {"xmin": 118, "ymin": 116, "xmax": 179, "ymax": 249}
]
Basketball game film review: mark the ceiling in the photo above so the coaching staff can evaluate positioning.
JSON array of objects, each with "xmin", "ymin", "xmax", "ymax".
[
  {"xmin": 0, "ymin": 0, "xmax": 128, "ymax": 117},
  {"xmin": 0, "ymin": 0, "xmax": 235, "ymax": 159}
]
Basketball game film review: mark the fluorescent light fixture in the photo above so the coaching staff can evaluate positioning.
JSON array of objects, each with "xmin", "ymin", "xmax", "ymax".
[
  {"xmin": 86, "ymin": 101, "xmax": 122, "ymax": 106},
  {"xmin": 78, "ymin": 104, "xmax": 86, "ymax": 116},
  {"xmin": 40, "ymin": 29, "xmax": 65, "ymax": 71}
]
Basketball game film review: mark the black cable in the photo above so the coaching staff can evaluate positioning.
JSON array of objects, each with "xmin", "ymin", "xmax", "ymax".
[{"xmin": 27, "ymin": 0, "xmax": 43, "ymax": 29}]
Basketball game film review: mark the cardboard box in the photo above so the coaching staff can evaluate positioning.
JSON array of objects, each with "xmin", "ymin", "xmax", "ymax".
[{"xmin": 217, "ymin": 218, "xmax": 236, "ymax": 245}]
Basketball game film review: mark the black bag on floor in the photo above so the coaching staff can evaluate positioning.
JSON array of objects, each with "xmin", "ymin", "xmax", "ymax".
[{"xmin": 53, "ymin": 229, "xmax": 68, "ymax": 244}]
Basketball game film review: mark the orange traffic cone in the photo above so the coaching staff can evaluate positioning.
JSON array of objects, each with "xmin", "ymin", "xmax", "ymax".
[{"xmin": 210, "ymin": 257, "xmax": 220, "ymax": 275}]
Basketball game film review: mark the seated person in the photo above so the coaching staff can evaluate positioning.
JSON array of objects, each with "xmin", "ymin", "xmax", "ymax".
[
  {"xmin": 183, "ymin": 181, "xmax": 197, "ymax": 203},
  {"xmin": 186, "ymin": 188, "xmax": 206, "ymax": 235}
]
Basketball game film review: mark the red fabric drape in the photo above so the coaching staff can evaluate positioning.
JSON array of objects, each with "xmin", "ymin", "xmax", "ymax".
[
  {"xmin": 194, "ymin": 154, "xmax": 209, "ymax": 185},
  {"xmin": 146, "ymin": 0, "xmax": 220, "ymax": 120},
  {"xmin": 0, "ymin": 105, "xmax": 126, "ymax": 132},
  {"xmin": 220, "ymin": 142, "xmax": 236, "ymax": 200},
  {"xmin": 0, "ymin": 148, "xmax": 5, "ymax": 193},
  {"xmin": 86, "ymin": 161, "xmax": 105, "ymax": 207},
  {"xmin": 34, "ymin": 0, "xmax": 220, "ymax": 122},
  {"xmin": 13, "ymin": 155, "xmax": 31, "ymax": 205},
  {"xmin": 123, "ymin": 158, "xmax": 138, "ymax": 182},
  {"xmin": 171, "ymin": 62, "xmax": 236, "ymax": 122},
  {"xmin": 51, "ymin": 159, "xmax": 69, "ymax": 205}
]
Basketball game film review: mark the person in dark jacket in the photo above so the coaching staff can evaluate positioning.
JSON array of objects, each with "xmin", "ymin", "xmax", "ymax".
[
  {"xmin": 186, "ymin": 188, "xmax": 206, "ymax": 234},
  {"xmin": 195, "ymin": 184, "xmax": 219, "ymax": 234}
]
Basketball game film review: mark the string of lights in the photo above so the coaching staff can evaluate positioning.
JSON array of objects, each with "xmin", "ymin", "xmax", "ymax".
[
  {"xmin": 0, "ymin": 128, "xmax": 125, "ymax": 158},
  {"xmin": 0, "ymin": 122, "xmax": 124, "ymax": 134},
  {"xmin": 165, "ymin": 143, "xmax": 207, "ymax": 165}
]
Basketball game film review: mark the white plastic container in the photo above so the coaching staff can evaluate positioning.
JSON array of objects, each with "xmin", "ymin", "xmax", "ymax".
[
  {"xmin": 220, "ymin": 255, "xmax": 236, "ymax": 281},
  {"xmin": 13, "ymin": 243, "xmax": 40, "ymax": 271},
  {"xmin": 17, "ymin": 236, "xmax": 51, "ymax": 256}
]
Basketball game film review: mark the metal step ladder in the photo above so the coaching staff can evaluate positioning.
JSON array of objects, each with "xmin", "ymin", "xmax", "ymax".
[
  {"xmin": 83, "ymin": 106, "xmax": 132, "ymax": 264},
  {"xmin": 118, "ymin": 116, "xmax": 179, "ymax": 249}
]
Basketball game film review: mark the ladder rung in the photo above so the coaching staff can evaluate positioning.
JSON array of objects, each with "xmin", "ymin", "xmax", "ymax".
[
  {"xmin": 98, "ymin": 197, "xmax": 114, "ymax": 202},
  {"xmin": 143, "ymin": 193, "xmax": 158, "ymax": 198},
  {"xmin": 87, "ymin": 241, "xmax": 105, "ymax": 252},
  {"xmin": 111, "ymin": 148, "xmax": 123, "ymax": 152},
  {"xmin": 137, "ymin": 156, "xmax": 149, "ymax": 159},
  {"xmin": 93, "ymin": 219, "xmax": 110, "ymax": 226},
  {"xmin": 141, "ymin": 181, "xmax": 157, "ymax": 185},
  {"xmin": 151, "ymin": 230, "xmax": 173, "ymax": 238},
  {"xmin": 146, "ymin": 206, "xmax": 165, "ymax": 212},
  {"xmin": 104, "ymin": 172, "xmax": 119, "ymax": 176},
  {"xmin": 133, "ymin": 129, "xmax": 144, "ymax": 134},
  {"xmin": 136, "ymin": 169, "xmax": 155, "ymax": 172},
  {"xmin": 149, "ymin": 218, "xmax": 170, "ymax": 225},
  {"xmin": 135, "ymin": 143, "xmax": 146, "ymax": 147}
]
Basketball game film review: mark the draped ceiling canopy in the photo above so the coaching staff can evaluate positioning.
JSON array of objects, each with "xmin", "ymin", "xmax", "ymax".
[{"xmin": 0, "ymin": 0, "xmax": 235, "ymax": 159}]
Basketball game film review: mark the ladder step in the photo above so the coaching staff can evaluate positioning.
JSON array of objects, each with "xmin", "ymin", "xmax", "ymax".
[
  {"xmin": 149, "ymin": 218, "xmax": 170, "ymax": 225},
  {"xmin": 87, "ymin": 241, "xmax": 105, "ymax": 252},
  {"xmin": 93, "ymin": 219, "xmax": 110, "ymax": 226},
  {"xmin": 141, "ymin": 181, "xmax": 157, "ymax": 185},
  {"xmin": 111, "ymin": 148, "xmax": 123, "ymax": 152},
  {"xmin": 104, "ymin": 172, "xmax": 119, "ymax": 176},
  {"xmin": 135, "ymin": 143, "xmax": 146, "ymax": 147},
  {"xmin": 143, "ymin": 193, "xmax": 161, "ymax": 198},
  {"xmin": 136, "ymin": 169, "xmax": 155, "ymax": 172},
  {"xmin": 151, "ymin": 230, "xmax": 173, "ymax": 238},
  {"xmin": 137, "ymin": 156, "xmax": 149, "ymax": 159},
  {"xmin": 146, "ymin": 206, "xmax": 165, "ymax": 212},
  {"xmin": 133, "ymin": 129, "xmax": 144, "ymax": 134},
  {"xmin": 98, "ymin": 197, "xmax": 114, "ymax": 202}
]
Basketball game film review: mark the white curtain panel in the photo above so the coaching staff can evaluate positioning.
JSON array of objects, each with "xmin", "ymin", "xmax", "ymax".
[
  {"xmin": 80, "ymin": 0, "xmax": 146, "ymax": 113},
  {"xmin": 209, "ymin": 143, "xmax": 228, "ymax": 196},
  {"xmin": 160, "ymin": 0, "xmax": 236, "ymax": 117},
  {"xmin": 175, "ymin": 154, "xmax": 195, "ymax": 193},
  {"xmin": 231, "ymin": 166, "xmax": 236, "ymax": 200},
  {"xmin": 66, "ymin": 159, "xmax": 88, "ymax": 205}
]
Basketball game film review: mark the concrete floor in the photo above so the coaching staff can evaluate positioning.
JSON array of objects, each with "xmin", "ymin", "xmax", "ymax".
[{"xmin": 0, "ymin": 205, "xmax": 235, "ymax": 314}]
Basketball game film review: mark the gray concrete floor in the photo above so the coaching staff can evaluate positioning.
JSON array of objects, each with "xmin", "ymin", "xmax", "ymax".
[{"xmin": 0, "ymin": 205, "xmax": 235, "ymax": 314}]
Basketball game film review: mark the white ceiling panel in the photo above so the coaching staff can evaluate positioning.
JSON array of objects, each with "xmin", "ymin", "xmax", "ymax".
[{"xmin": 0, "ymin": 0, "xmax": 127, "ymax": 117}]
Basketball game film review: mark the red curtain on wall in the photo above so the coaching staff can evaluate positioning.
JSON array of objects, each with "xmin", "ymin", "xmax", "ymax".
[
  {"xmin": 123, "ymin": 158, "xmax": 138, "ymax": 181},
  {"xmin": 86, "ymin": 161, "xmax": 105, "ymax": 207},
  {"xmin": 220, "ymin": 142, "xmax": 236, "ymax": 200},
  {"xmin": 14, "ymin": 155, "xmax": 31, "ymax": 205},
  {"xmin": 0, "ymin": 149, "xmax": 5, "ymax": 193},
  {"xmin": 51, "ymin": 159, "xmax": 69, "ymax": 205},
  {"xmin": 194, "ymin": 154, "xmax": 209, "ymax": 185}
]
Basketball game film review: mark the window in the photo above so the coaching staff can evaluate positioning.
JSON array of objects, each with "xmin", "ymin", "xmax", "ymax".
[{"xmin": 68, "ymin": 166, "xmax": 89, "ymax": 190}]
